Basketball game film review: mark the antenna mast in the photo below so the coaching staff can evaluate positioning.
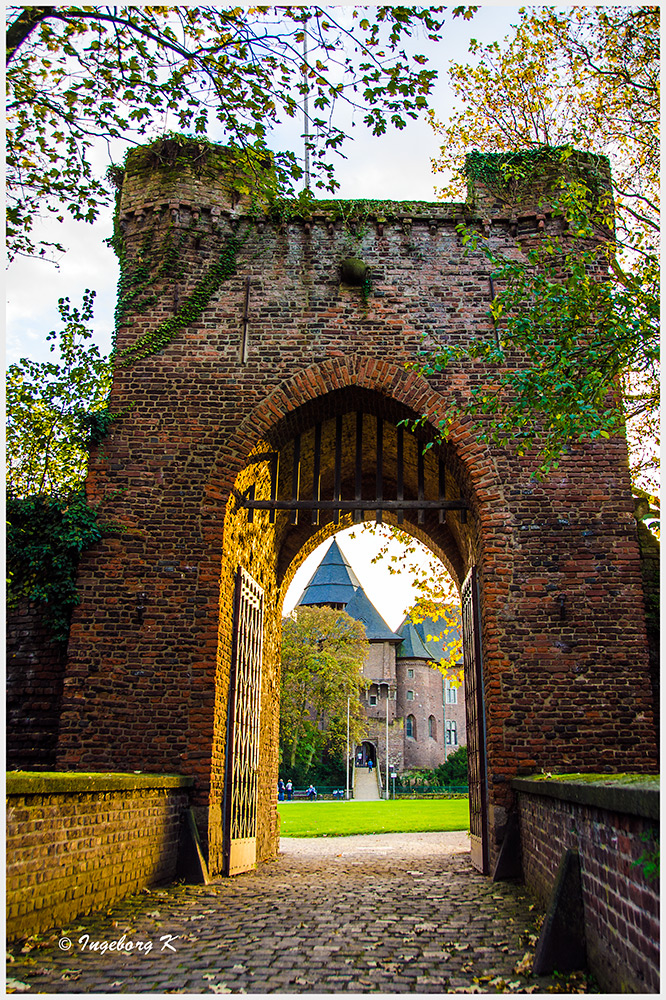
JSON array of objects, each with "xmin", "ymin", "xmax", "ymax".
[{"xmin": 303, "ymin": 23, "xmax": 310, "ymax": 191}]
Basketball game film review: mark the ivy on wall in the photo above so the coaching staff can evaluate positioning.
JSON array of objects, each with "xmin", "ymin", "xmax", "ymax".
[
  {"xmin": 7, "ymin": 493, "xmax": 104, "ymax": 643},
  {"xmin": 116, "ymin": 230, "xmax": 241, "ymax": 368},
  {"xmin": 464, "ymin": 145, "xmax": 611, "ymax": 211}
]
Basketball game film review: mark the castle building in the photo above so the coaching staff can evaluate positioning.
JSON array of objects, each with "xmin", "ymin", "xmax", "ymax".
[{"xmin": 294, "ymin": 537, "xmax": 465, "ymax": 775}]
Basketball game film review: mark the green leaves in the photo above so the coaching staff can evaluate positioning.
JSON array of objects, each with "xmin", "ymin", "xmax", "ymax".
[
  {"xmin": 6, "ymin": 290, "xmax": 113, "ymax": 496},
  {"xmin": 6, "ymin": 5, "xmax": 468, "ymax": 261},
  {"xmin": 7, "ymin": 492, "xmax": 103, "ymax": 642},
  {"xmin": 413, "ymin": 192, "xmax": 659, "ymax": 475}
]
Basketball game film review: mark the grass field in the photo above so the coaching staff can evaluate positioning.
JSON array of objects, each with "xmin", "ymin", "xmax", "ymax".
[{"xmin": 278, "ymin": 798, "xmax": 470, "ymax": 837}]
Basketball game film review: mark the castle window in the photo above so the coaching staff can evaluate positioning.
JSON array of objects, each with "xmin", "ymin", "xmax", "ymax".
[
  {"xmin": 407, "ymin": 668, "xmax": 414, "ymax": 679},
  {"xmin": 445, "ymin": 681, "xmax": 457, "ymax": 704},
  {"xmin": 446, "ymin": 720, "xmax": 458, "ymax": 745},
  {"xmin": 406, "ymin": 715, "xmax": 416, "ymax": 739},
  {"xmin": 428, "ymin": 715, "xmax": 436, "ymax": 739},
  {"xmin": 369, "ymin": 694, "xmax": 377, "ymax": 706},
  {"xmin": 406, "ymin": 690, "xmax": 414, "ymax": 701}
]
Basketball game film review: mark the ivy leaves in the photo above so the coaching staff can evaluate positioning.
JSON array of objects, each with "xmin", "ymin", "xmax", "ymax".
[
  {"xmin": 412, "ymin": 162, "xmax": 659, "ymax": 476},
  {"xmin": 7, "ymin": 492, "xmax": 103, "ymax": 642}
]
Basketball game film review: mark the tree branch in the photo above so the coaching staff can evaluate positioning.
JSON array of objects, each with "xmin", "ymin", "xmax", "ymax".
[{"xmin": 6, "ymin": 6, "xmax": 55, "ymax": 63}]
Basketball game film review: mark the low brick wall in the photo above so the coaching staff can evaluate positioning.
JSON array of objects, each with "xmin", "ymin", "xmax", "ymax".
[
  {"xmin": 6, "ymin": 772, "xmax": 194, "ymax": 941},
  {"xmin": 513, "ymin": 775, "xmax": 659, "ymax": 994}
]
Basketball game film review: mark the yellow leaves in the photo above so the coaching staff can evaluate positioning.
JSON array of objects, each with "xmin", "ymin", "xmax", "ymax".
[{"xmin": 512, "ymin": 952, "xmax": 533, "ymax": 976}]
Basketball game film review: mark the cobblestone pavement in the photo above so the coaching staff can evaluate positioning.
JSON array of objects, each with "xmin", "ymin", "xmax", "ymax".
[{"xmin": 7, "ymin": 833, "xmax": 595, "ymax": 994}]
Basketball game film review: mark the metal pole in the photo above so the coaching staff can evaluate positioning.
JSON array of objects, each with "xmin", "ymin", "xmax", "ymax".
[
  {"xmin": 385, "ymin": 686, "xmax": 389, "ymax": 800},
  {"xmin": 346, "ymin": 696, "xmax": 350, "ymax": 800},
  {"xmin": 443, "ymin": 674, "xmax": 447, "ymax": 761},
  {"xmin": 303, "ymin": 26, "xmax": 310, "ymax": 191}
]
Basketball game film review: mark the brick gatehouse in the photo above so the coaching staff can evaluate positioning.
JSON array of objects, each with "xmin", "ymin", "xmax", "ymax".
[{"xmin": 27, "ymin": 140, "xmax": 656, "ymax": 878}]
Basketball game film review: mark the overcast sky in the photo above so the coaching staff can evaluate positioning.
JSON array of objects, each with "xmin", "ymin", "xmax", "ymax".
[{"xmin": 5, "ymin": 4, "xmax": 522, "ymax": 623}]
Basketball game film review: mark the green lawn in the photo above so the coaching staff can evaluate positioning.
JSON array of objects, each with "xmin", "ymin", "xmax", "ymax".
[{"xmin": 278, "ymin": 798, "xmax": 469, "ymax": 837}]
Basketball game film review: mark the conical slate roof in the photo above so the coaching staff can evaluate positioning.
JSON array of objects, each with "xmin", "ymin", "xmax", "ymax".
[
  {"xmin": 397, "ymin": 614, "xmax": 462, "ymax": 663},
  {"xmin": 296, "ymin": 538, "xmax": 361, "ymax": 607},
  {"xmin": 344, "ymin": 587, "xmax": 403, "ymax": 643},
  {"xmin": 396, "ymin": 619, "xmax": 434, "ymax": 660}
]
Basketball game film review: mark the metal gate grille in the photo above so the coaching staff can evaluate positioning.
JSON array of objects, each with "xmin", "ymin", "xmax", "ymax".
[
  {"xmin": 223, "ymin": 567, "xmax": 264, "ymax": 875},
  {"xmin": 461, "ymin": 567, "xmax": 489, "ymax": 874}
]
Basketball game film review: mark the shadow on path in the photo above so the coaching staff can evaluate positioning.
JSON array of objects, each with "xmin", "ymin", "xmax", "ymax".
[{"xmin": 7, "ymin": 832, "xmax": 596, "ymax": 994}]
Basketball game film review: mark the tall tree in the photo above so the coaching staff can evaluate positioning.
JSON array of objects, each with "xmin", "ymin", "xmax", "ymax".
[
  {"xmin": 421, "ymin": 6, "xmax": 659, "ymax": 492},
  {"xmin": 6, "ymin": 4, "xmax": 476, "ymax": 261},
  {"xmin": 280, "ymin": 606, "xmax": 368, "ymax": 776}
]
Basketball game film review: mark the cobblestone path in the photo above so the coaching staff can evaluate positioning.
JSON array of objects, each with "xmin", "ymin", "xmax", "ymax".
[{"xmin": 7, "ymin": 833, "xmax": 593, "ymax": 994}]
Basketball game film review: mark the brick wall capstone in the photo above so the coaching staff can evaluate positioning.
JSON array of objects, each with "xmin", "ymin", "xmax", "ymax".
[
  {"xmin": 6, "ymin": 771, "xmax": 194, "ymax": 941},
  {"xmin": 514, "ymin": 775, "xmax": 659, "ymax": 994}
]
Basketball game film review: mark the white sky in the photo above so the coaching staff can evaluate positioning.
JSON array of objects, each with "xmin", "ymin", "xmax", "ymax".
[
  {"xmin": 5, "ymin": 4, "xmax": 523, "ymax": 624},
  {"xmin": 281, "ymin": 523, "xmax": 451, "ymax": 629},
  {"xmin": 6, "ymin": 4, "xmax": 521, "ymax": 366}
]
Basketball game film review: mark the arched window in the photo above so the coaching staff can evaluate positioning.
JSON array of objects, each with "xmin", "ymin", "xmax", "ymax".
[
  {"xmin": 405, "ymin": 714, "xmax": 416, "ymax": 739},
  {"xmin": 428, "ymin": 715, "xmax": 436, "ymax": 739}
]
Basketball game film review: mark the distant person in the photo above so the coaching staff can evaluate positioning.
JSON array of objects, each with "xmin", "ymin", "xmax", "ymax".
[
  {"xmin": 286, "ymin": 779, "xmax": 293, "ymax": 801},
  {"xmin": 278, "ymin": 778, "xmax": 285, "ymax": 801},
  {"xmin": 357, "ymin": 751, "xmax": 363, "ymax": 766},
  {"xmin": 367, "ymin": 759, "xmax": 373, "ymax": 773},
  {"xmin": 306, "ymin": 784, "xmax": 317, "ymax": 800}
]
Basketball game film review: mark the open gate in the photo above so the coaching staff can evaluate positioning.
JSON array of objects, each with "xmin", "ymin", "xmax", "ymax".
[
  {"xmin": 461, "ymin": 567, "xmax": 489, "ymax": 873},
  {"xmin": 223, "ymin": 568, "xmax": 264, "ymax": 875}
]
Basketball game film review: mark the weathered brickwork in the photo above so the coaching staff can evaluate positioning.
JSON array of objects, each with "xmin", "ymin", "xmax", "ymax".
[
  {"xmin": 55, "ymin": 144, "xmax": 656, "ymax": 875},
  {"xmin": 6, "ymin": 601, "xmax": 67, "ymax": 769},
  {"xmin": 396, "ymin": 657, "xmax": 449, "ymax": 771},
  {"xmin": 444, "ymin": 680, "xmax": 467, "ymax": 753},
  {"xmin": 6, "ymin": 773, "xmax": 193, "ymax": 940},
  {"xmin": 514, "ymin": 778, "xmax": 659, "ymax": 994},
  {"xmin": 635, "ymin": 512, "xmax": 660, "ymax": 739}
]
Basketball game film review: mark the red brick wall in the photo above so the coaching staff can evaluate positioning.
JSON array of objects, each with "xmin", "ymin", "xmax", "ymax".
[
  {"xmin": 6, "ymin": 773, "xmax": 193, "ymax": 941},
  {"xmin": 6, "ymin": 601, "xmax": 67, "ymax": 769},
  {"xmin": 444, "ymin": 678, "xmax": 467, "ymax": 753},
  {"xmin": 514, "ymin": 778, "xmax": 659, "ymax": 994},
  {"xmin": 397, "ymin": 657, "xmax": 448, "ymax": 770},
  {"xmin": 56, "ymin": 145, "xmax": 657, "ymax": 873}
]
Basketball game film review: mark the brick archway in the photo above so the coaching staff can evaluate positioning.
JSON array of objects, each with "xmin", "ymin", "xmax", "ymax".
[
  {"xmin": 213, "ymin": 379, "xmax": 500, "ymax": 873},
  {"xmin": 51, "ymin": 142, "xmax": 656, "ymax": 881}
]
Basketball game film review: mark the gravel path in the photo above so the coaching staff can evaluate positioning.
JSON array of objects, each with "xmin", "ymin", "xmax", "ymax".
[{"xmin": 281, "ymin": 829, "xmax": 471, "ymax": 858}]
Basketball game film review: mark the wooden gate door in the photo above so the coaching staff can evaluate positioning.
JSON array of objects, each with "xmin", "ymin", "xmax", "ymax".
[
  {"xmin": 223, "ymin": 567, "xmax": 264, "ymax": 876},
  {"xmin": 461, "ymin": 567, "xmax": 489, "ymax": 874}
]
